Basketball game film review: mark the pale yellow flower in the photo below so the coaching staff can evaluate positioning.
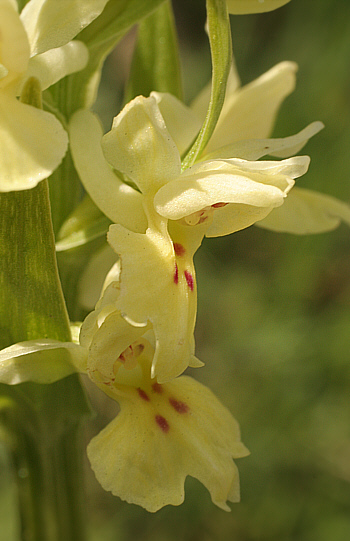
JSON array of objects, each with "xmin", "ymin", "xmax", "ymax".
[
  {"xmin": 0, "ymin": 326, "xmax": 249, "ymax": 512},
  {"xmin": 0, "ymin": 0, "xmax": 108, "ymax": 191},
  {"xmin": 183, "ymin": 60, "xmax": 350, "ymax": 235},
  {"xmin": 227, "ymin": 0, "xmax": 291, "ymax": 14},
  {"xmin": 79, "ymin": 255, "xmax": 202, "ymax": 385},
  {"xmin": 70, "ymin": 95, "xmax": 304, "ymax": 380},
  {"xmin": 86, "ymin": 334, "xmax": 249, "ymax": 512}
]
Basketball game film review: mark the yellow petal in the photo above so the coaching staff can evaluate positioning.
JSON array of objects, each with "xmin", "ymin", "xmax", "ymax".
[
  {"xmin": 87, "ymin": 372, "xmax": 249, "ymax": 512},
  {"xmin": 154, "ymin": 158, "xmax": 301, "ymax": 222},
  {"xmin": 0, "ymin": 0, "xmax": 29, "ymax": 88},
  {"xmin": 204, "ymin": 122, "xmax": 324, "ymax": 161},
  {"xmin": 151, "ymin": 92, "xmax": 202, "ymax": 156},
  {"xmin": 25, "ymin": 41, "xmax": 88, "ymax": 91},
  {"xmin": 206, "ymin": 201, "xmax": 275, "ymax": 237},
  {"xmin": 78, "ymin": 245, "xmax": 117, "ymax": 311},
  {"xmin": 102, "ymin": 95, "xmax": 181, "ymax": 194},
  {"xmin": 79, "ymin": 279, "xmax": 121, "ymax": 350},
  {"xmin": 204, "ymin": 61, "xmax": 297, "ymax": 155},
  {"xmin": 69, "ymin": 109, "xmax": 147, "ymax": 232},
  {"xmin": 79, "ymin": 268, "xmax": 150, "ymax": 382},
  {"xmin": 20, "ymin": 0, "xmax": 109, "ymax": 55},
  {"xmin": 227, "ymin": 0, "xmax": 291, "ymax": 14},
  {"xmin": 107, "ymin": 223, "xmax": 197, "ymax": 383},
  {"xmin": 256, "ymin": 187, "xmax": 350, "ymax": 234},
  {"xmin": 0, "ymin": 92, "xmax": 68, "ymax": 191}
]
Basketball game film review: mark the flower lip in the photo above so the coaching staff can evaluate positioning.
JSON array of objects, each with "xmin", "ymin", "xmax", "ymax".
[{"xmin": 86, "ymin": 346, "xmax": 250, "ymax": 513}]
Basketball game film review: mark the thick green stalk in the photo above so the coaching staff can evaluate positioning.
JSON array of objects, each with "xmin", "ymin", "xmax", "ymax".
[
  {"xmin": 182, "ymin": 0, "xmax": 232, "ymax": 168},
  {"xmin": 0, "ymin": 85, "xmax": 91, "ymax": 538},
  {"xmin": 1, "ymin": 387, "xmax": 88, "ymax": 541}
]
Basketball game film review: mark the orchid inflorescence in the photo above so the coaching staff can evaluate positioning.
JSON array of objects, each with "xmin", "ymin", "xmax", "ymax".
[{"xmin": 1, "ymin": 0, "xmax": 350, "ymax": 516}]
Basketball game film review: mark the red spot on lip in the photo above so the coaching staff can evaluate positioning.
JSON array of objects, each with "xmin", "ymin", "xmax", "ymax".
[
  {"xmin": 198, "ymin": 215, "xmax": 208, "ymax": 224},
  {"xmin": 155, "ymin": 415, "xmax": 169, "ymax": 433},
  {"xmin": 184, "ymin": 270, "xmax": 194, "ymax": 291},
  {"xmin": 174, "ymin": 263, "xmax": 179, "ymax": 284},
  {"xmin": 138, "ymin": 388, "xmax": 150, "ymax": 401},
  {"xmin": 152, "ymin": 382, "xmax": 163, "ymax": 394},
  {"xmin": 212, "ymin": 202, "xmax": 228, "ymax": 208},
  {"xmin": 118, "ymin": 345, "xmax": 132, "ymax": 363},
  {"xmin": 169, "ymin": 398, "xmax": 189, "ymax": 414},
  {"xmin": 173, "ymin": 243, "xmax": 186, "ymax": 257}
]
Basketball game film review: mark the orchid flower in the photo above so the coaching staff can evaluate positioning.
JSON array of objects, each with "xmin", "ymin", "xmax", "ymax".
[
  {"xmin": 70, "ymin": 93, "xmax": 306, "ymax": 381},
  {"xmin": 85, "ymin": 334, "xmax": 249, "ymax": 513},
  {"xmin": 0, "ymin": 325, "xmax": 249, "ymax": 513},
  {"xmin": 155, "ymin": 61, "xmax": 350, "ymax": 235},
  {"xmin": 79, "ymin": 253, "xmax": 203, "ymax": 385},
  {"xmin": 0, "ymin": 0, "xmax": 109, "ymax": 191}
]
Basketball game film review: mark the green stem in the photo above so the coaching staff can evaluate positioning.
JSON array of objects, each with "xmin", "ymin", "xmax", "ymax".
[
  {"xmin": 1, "ymin": 78, "xmax": 91, "ymax": 540},
  {"xmin": 14, "ymin": 425, "xmax": 86, "ymax": 541},
  {"xmin": 1, "ymin": 383, "xmax": 88, "ymax": 541}
]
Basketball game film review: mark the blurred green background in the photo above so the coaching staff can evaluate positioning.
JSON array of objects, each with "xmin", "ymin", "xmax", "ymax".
[{"xmin": 1, "ymin": 0, "xmax": 350, "ymax": 539}]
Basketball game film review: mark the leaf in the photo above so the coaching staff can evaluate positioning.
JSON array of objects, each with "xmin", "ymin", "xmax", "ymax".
[
  {"xmin": 124, "ymin": 0, "xmax": 183, "ymax": 102},
  {"xmin": 182, "ymin": 0, "xmax": 232, "ymax": 169},
  {"xmin": 0, "ymin": 181, "xmax": 91, "ymax": 420},
  {"xmin": 0, "ymin": 182, "xmax": 71, "ymax": 349}
]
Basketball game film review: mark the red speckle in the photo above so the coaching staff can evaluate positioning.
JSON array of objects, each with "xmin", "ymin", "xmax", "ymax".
[
  {"xmin": 174, "ymin": 263, "xmax": 179, "ymax": 284},
  {"xmin": 138, "ymin": 388, "xmax": 150, "ymax": 401},
  {"xmin": 184, "ymin": 270, "xmax": 194, "ymax": 291},
  {"xmin": 173, "ymin": 243, "xmax": 186, "ymax": 257},
  {"xmin": 155, "ymin": 415, "xmax": 169, "ymax": 433},
  {"xmin": 212, "ymin": 202, "xmax": 228, "ymax": 208},
  {"xmin": 152, "ymin": 382, "xmax": 163, "ymax": 394},
  {"xmin": 169, "ymin": 398, "xmax": 189, "ymax": 414},
  {"xmin": 118, "ymin": 345, "xmax": 132, "ymax": 363}
]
